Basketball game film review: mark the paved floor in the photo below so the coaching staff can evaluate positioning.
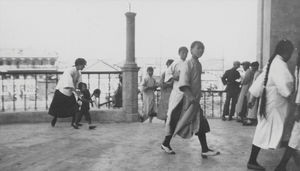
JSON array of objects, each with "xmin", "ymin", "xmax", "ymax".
[{"xmin": 0, "ymin": 119, "xmax": 299, "ymax": 171}]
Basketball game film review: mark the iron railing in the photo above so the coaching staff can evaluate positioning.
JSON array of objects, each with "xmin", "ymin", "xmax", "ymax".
[
  {"xmin": 0, "ymin": 70, "xmax": 122, "ymax": 112},
  {"xmin": 154, "ymin": 89, "xmax": 226, "ymax": 118}
]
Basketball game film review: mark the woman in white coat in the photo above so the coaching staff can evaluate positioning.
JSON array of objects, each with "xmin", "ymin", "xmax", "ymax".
[
  {"xmin": 246, "ymin": 40, "xmax": 295, "ymax": 171},
  {"xmin": 275, "ymin": 50, "xmax": 300, "ymax": 171}
]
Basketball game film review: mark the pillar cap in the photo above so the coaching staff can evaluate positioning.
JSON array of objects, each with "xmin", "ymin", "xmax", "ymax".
[{"xmin": 125, "ymin": 12, "xmax": 136, "ymax": 17}]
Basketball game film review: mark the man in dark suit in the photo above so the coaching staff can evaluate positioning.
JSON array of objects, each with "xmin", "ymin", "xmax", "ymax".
[{"xmin": 221, "ymin": 61, "xmax": 241, "ymax": 121}]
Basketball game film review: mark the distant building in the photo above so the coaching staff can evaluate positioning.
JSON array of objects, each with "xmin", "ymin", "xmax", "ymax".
[{"xmin": 0, "ymin": 48, "xmax": 58, "ymax": 72}]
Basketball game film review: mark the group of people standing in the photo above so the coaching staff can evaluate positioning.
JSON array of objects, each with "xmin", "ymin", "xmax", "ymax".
[
  {"xmin": 141, "ymin": 39, "xmax": 300, "ymax": 170},
  {"xmin": 221, "ymin": 60, "xmax": 260, "ymax": 126}
]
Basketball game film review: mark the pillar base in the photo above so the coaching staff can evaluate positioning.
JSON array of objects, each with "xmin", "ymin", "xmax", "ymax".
[{"xmin": 124, "ymin": 112, "xmax": 140, "ymax": 122}]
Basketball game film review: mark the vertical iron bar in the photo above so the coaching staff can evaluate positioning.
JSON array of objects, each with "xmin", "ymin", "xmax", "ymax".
[
  {"xmin": 108, "ymin": 74, "xmax": 111, "ymax": 108},
  {"xmin": 12, "ymin": 75, "xmax": 16, "ymax": 111},
  {"xmin": 1, "ymin": 73, "xmax": 4, "ymax": 111},
  {"xmin": 98, "ymin": 74, "xmax": 100, "ymax": 109},
  {"xmin": 220, "ymin": 91, "xmax": 223, "ymax": 118},
  {"xmin": 204, "ymin": 91, "xmax": 206, "ymax": 116},
  {"xmin": 24, "ymin": 74, "xmax": 26, "ymax": 111},
  {"xmin": 35, "ymin": 74, "xmax": 38, "ymax": 110},
  {"xmin": 45, "ymin": 73, "xmax": 48, "ymax": 109},
  {"xmin": 88, "ymin": 74, "xmax": 90, "ymax": 89},
  {"xmin": 212, "ymin": 91, "xmax": 214, "ymax": 118}
]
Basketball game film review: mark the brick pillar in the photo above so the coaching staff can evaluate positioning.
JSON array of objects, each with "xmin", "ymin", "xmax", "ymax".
[
  {"xmin": 122, "ymin": 12, "xmax": 139, "ymax": 122},
  {"xmin": 258, "ymin": 0, "xmax": 300, "ymax": 72}
]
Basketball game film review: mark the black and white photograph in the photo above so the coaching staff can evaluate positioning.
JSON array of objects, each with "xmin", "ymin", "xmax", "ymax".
[{"xmin": 0, "ymin": 0, "xmax": 299, "ymax": 170}]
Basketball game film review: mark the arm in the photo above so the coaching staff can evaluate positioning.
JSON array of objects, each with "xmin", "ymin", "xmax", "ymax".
[
  {"xmin": 221, "ymin": 71, "xmax": 228, "ymax": 85},
  {"xmin": 241, "ymin": 70, "xmax": 252, "ymax": 85}
]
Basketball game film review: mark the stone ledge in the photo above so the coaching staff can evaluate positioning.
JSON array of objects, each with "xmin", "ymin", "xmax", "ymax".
[{"xmin": 0, "ymin": 109, "xmax": 140, "ymax": 125}]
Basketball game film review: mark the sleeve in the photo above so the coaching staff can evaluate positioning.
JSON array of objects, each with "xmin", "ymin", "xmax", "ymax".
[
  {"xmin": 272, "ymin": 63, "xmax": 294, "ymax": 98},
  {"xmin": 178, "ymin": 62, "xmax": 191, "ymax": 91},
  {"xmin": 141, "ymin": 77, "xmax": 148, "ymax": 91},
  {"xmin": 159, "ymin": 72, "xmax": 165, "ymax": 87},
  {"xmin": 164, "ymin": 62, "xmax": 176, "ymax": 82},
  {"xmin": 221, "ymin": 71, "xmax": 228, "ymax": 85},
  {"xmin": 249, "ymin": 72, "xmax": 265, "ymax": 98},
  {"xmin": 242, "ymin": 70, "xmax": 252, "ymax": 85}
]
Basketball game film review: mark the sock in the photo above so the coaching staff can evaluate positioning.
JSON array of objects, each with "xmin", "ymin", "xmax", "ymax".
[
  {"xmin": 163, "ymin": 135, "xmax": 172, "ymax": 147},
  {"xmin": 198, "ymin": 133, "xmax": 209, "ymax": 153},
  {"xmin": 248, "ymin": 145, "xmax": 261, "ymax": 164}
]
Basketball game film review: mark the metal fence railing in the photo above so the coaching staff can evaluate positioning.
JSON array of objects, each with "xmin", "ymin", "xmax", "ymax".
[{"xmin": 0, "ymin": 70, "xmax": 122, "ymax": 112}]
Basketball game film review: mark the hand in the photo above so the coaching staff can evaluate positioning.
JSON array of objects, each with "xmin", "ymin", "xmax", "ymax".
[
  {"xmin": 187, "ymin": 95, "xmax": 196, "ymax": 104},
  {"xmin": 248, "ymin": 102, "xmax": 254, "ymax": 109}
]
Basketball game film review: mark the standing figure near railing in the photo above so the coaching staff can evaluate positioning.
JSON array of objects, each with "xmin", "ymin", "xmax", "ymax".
[
  {"xmin": 48, "ymin": 58, "xmax": 86, "ymax": 129},
  {"xmin": 221, "ymin": 61, "xmax": 241, "ymax": 121},
  {"xmin": 161, "ymin": 41, "xmax": 220, "ymax": 158},
  {"xmin": 141, "ymin": 67, "xmax": 158, "ymax": 123},
  {"xmin": 157, "ymin": 59, "xmax": 174, "ymax": 122}
]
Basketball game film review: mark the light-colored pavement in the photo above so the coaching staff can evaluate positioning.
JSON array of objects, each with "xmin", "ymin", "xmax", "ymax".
[{"xmin": 0, "ymin": 119, "xmax": 299, "ymax": 171}]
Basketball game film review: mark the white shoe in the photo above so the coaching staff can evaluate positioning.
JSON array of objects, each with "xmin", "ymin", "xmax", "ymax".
[{"xmin": 161, "ymin": 144, "xmax": 175, "ymax": 154}]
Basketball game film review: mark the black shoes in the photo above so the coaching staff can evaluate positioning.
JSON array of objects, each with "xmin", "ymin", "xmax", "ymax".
[
  {"xmin": 247, "ymin": 163, "xmax": 265, "ymax": 171},
  {"xmin": 77, "ymin": 123, "xmax": 83, "ymax": 126},
  {"xmin": 51, "ymin": 118, "xmax": 57, "ymax": 127},
  {"xmin": 89, "ymin": 125, "xmax": 96, "ymax": 130},
  {"xmin": 71, "ymin": 124, "xmax": 79, "ymax": 129},
  {"xmin": 161, "ymin": 144, "xmax": 175, "ymax": 155},
  {"xmin": 201, "ymin": 149, "xmax": 220, "ymax": 158},
  {"xmin": 222, "ymin": 116, "xmax": 226, "ymax": 121}
]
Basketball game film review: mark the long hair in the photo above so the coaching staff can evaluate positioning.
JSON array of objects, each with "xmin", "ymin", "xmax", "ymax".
[{"xmin": 259, "ymin": 39, "xmax": 294, "ymax": 118}]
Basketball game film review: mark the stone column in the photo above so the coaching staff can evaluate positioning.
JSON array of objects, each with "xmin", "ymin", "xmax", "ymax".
[
  {"xmin": 258, "ymin": 0, "xmax": 300, "ymax": 72},
  {"xmin": 122, "ymin": 12, "xmax": 139, "ymax": 122}
]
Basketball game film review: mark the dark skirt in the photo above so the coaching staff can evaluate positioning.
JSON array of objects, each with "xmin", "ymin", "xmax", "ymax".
[{"xmin": 48, "ymin": 90, "xmax": 79, "ymax": 118}]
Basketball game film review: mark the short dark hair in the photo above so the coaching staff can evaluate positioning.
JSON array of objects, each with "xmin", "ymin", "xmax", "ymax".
[
  {"xmin": 78, "ymin": 82, "xmax": 87, "ymax": 90},
  {"xmin": 75, "ymin": 58, "xmax": 87, "ymax": 66},
  {"xmin": 178, "ymin": 47, "xmax": 188, "ymax": 54},
  {"xmin": 147, "ymin": 66, "xmax": 154, "ymax": 72},
  {"xmin": 166, "ymin": 59, "xmax": 174, "ymax": 66},
  {"xmin": 251, "ymin": 61, "xmax": 259, "ymax": 67},
  {"xmin": 93, "ymin": 89, "xmax": 101, "ymax": 95},
  {"xmin": 190, "ymin": 41, "xmax": 204, "ymax": 50}
]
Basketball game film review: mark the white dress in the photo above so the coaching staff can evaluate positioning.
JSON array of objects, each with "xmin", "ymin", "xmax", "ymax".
[
  {"xmin": 288, "ymin": 66, "xmax": 300, "ymax": 150},
  {"xmin": 249, "ymin": 55, "xmax": 294, "ymax": 149}
]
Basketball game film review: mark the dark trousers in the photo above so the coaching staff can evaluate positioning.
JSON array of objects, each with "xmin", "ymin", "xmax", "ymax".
[
  {"xmin": 76, "ymin": 109, "xmax": 92, "ymax": 124},
  {"xmin": 238, "ymin": 96, "xmax": 248, "ymax": 119},
  {"xmin": 223, "ymin": 91, "xmax": 239, "ymax": 117}
]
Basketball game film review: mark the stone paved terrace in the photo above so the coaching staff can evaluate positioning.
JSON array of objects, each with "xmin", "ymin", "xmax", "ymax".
[{"xmin": 0, "ymin": 119, "xmax": 299, "ymax": 171}]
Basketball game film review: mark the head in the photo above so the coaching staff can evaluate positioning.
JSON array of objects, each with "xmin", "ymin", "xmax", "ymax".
[
  {"xmin": 190, "ymin": 41, "xmax": 205, "ymax": 58},
  {"xmin": 166, "ymin": 59, "xmax": 174, "ymax": 67},
  {"xmin": 233, "ymin": 61, "xmax": 241, "ymax": 70},
  {"xmin": 274, "ymin": 39, "xmax": 294, "ymax": 62},
  {"xmin": 250, "ymin": 61, "xmax": 259, "ymax": 72},
  {"xmin": 78, "ymin": 82, "xmax": 87, "ymax": 91},
  {"xmin": 147, "ymin": 67, "xmax": 154, "ymax": 77},
  {"xmin": 241, "ymin": 61, "xmax": 250, "ymax": 71},
  {"xmin": 75, "ymin": 58, "xmax": 87, "ymax": 71},
  {"xmin": 93, "ymin": 89, "xmax": 101, "ymax": 98},
  {"xmin": 178, "ymin": 47, "xmax": 188, "ymax": 61}
]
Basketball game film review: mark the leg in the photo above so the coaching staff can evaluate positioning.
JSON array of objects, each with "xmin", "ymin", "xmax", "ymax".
[
  {"xmin": 247, "ymin": 144, "xmax": 265, "ymax": 170},
  {"xmin": 275, "ymin": 146, "xmax": 295, "ymax": 171},
  {"xmin": 229, "ymin": 92, "xmax": 238, "ymax": 120},
  {"xmin": 85, "ymin": 111, "xmax": 96, "ymax": 130},
  {"xmin": 51, "ymin": 116, "xmax": 57, "ymax": 127},
  {"xmin": 222, "ymin": 92, "xmax": 231, "ymax": 120},
  {"xmin": 71, "ymin": 112, "xmax": 79, "ymax": 129}
]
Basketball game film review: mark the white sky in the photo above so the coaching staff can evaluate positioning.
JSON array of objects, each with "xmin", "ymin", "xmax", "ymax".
[{"xmin": 0, "ymin": 0, "xmax": 258, "ymax": 69}]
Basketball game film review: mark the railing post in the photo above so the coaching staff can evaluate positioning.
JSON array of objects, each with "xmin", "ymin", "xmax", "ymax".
[
  {"xmin": 45, "ymin": 73, "xmax": 48, "ymax": 109},
  {"xmin": 1, "ymin": 73, "xmax": 4, "ymax": 112},
  {"xmin": 23, "ymin": 74, "xmax": 27, "ymax": 111},
  {"xmin": 12, "ymin": 75, "xmax": 16, "ymax": 111},
  {"xmin": 108, "ymin": 73, "xmax": 111, "ymax": 108},
  {"xmin": 98, "ymin": 73, "xmax": 100, "ymax": 108},
  {"xmin": 212, "ymin": 91, "xmax": 214, "ymax": 118},
  {"xmin": 35, "ymin": 74, "xmax": 38, "ymax": 110}
]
